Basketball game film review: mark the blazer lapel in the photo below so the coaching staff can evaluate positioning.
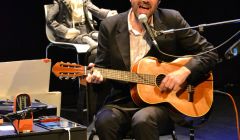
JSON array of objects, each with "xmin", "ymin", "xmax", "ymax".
[
  {"xmin": 153, "ymin": 10, "xmax": 168, "ymax": 33},
  {"xmin": 115, "ymin": 12, "xmax": 131, "ymax": 70}
]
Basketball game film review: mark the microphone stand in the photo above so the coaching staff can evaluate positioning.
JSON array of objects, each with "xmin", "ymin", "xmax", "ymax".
[{"xmin": 153, "ymin": 18, "xmax": 240, "ymax": 36}]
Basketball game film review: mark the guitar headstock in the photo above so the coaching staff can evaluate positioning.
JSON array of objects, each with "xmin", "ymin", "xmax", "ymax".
[{"xmin": 52, "ymin": 62, "xmax": 86, "ymax": 80}]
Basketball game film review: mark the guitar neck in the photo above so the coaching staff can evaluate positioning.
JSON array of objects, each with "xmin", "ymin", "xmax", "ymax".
[{"xmin": 86, "ymin": 67, "xmax": 156, "ymax": 86}]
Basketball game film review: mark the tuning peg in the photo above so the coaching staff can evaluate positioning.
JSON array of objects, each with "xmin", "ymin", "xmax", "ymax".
[
  {"xmin": 71, "ymin": 77, "xmax": 76, "ymax": 80},
  {"xmin": 65, "ymin": 76, "xmax": 70, "ymax": 80},
  {"xmin": 59, "ymin": 76, "xmax": 63, "ymax": 80}
]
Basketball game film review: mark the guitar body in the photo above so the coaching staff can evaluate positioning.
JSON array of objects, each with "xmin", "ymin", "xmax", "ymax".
[{"xmin": 130, "ymin": 57, "xmax": 213, "ymax": 118}]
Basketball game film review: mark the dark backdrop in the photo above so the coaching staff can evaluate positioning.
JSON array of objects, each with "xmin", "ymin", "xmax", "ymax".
[{"xmin": 0, "ymin": 0, "xmax": 239, "ymax": 89}]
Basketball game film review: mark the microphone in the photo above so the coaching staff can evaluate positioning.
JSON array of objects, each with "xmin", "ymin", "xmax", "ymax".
[
  {"xmin": 224, "ymin": 39, "xmax": 240, "ymax": 59},
  {"xmin": 138, "ymin": 14, "xmax": 158, "ymax": 47}
]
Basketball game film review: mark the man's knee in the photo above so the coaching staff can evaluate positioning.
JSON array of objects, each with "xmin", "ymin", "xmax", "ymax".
[
  {"xmin": 131, "ymin": 106, "xmax": 168, "ymax": 128},
  {"xmin": 95, "ymin": 108, "xmax": 119, "ymax": 130}
]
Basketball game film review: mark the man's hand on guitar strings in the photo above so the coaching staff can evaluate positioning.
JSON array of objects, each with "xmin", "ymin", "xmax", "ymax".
[
  {"xmin": 86, "ymin": 63, "xmax": 103, "ymax": 84},
  {"xmin": 159, "ymin": 66, "xmax": 191, "ymax": 93}
]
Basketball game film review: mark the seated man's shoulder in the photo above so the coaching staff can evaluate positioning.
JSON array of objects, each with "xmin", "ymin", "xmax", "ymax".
[
  {"xmin": 159, "ymin": 8, "xmax": 180, "ymax": 16},
  {"xmin": 158, "ymin": 8, "xmax": 184, "ymax": 23}
]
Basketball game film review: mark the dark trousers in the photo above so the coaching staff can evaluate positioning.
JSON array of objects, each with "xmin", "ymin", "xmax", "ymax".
[{"xmin": 95, "ymin": 105, "xmax": 175, "ymax": 140}]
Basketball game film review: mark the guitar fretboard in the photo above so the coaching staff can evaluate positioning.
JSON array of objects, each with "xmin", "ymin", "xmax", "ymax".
[{"xmin": 87, "ymin": 67, "xmax": 157, "ymax": 86}]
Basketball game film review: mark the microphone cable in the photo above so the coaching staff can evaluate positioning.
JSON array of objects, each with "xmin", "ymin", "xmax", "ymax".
[
  {"xmin": 214, "ymin": 90, "xmax": 240, "ymax": 140},
  {"xmin": 64, "ymin": 127, "xmax": 71, "ymax": 140},
  {"xmin": 0, "ymin": 114, "xmax": 19, "ymax": 135}
]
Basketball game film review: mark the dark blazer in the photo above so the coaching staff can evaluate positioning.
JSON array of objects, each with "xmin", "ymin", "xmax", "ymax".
[{"xmin": 95, "ymin": 8, "xmax": 218, "ymax": 104}]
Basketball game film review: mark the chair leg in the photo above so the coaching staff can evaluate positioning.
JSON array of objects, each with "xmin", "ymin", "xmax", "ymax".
[
  {"xmin": 171, "ymin": 130, "xmax": 177, "ymax": 140},
  {"xmin": 45, "ymin": 43, "xmax": 53, "ymax": 58},
  {"xmin": 189, "ymin": 128, "xmax": 195, "ymax": 140},
  {"xmin": 88, "ymin": 129, "xmax": 97, "ymax": 140}
]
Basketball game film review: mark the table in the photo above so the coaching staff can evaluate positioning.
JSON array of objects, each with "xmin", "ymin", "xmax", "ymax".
[{"xmin": 0, "ymin": 117, "xmax": 87, "ymax": 140}]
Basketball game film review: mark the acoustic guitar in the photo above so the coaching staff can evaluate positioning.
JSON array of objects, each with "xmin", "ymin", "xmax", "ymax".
[{"xmin": 52, "ymin": 57, "xmax": 213, "ymax": 118}]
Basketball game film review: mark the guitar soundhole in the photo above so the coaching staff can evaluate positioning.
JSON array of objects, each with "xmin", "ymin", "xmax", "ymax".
[{"xmin": 156, "ymin": 74, "xmax": 165, "ymax": 87}]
